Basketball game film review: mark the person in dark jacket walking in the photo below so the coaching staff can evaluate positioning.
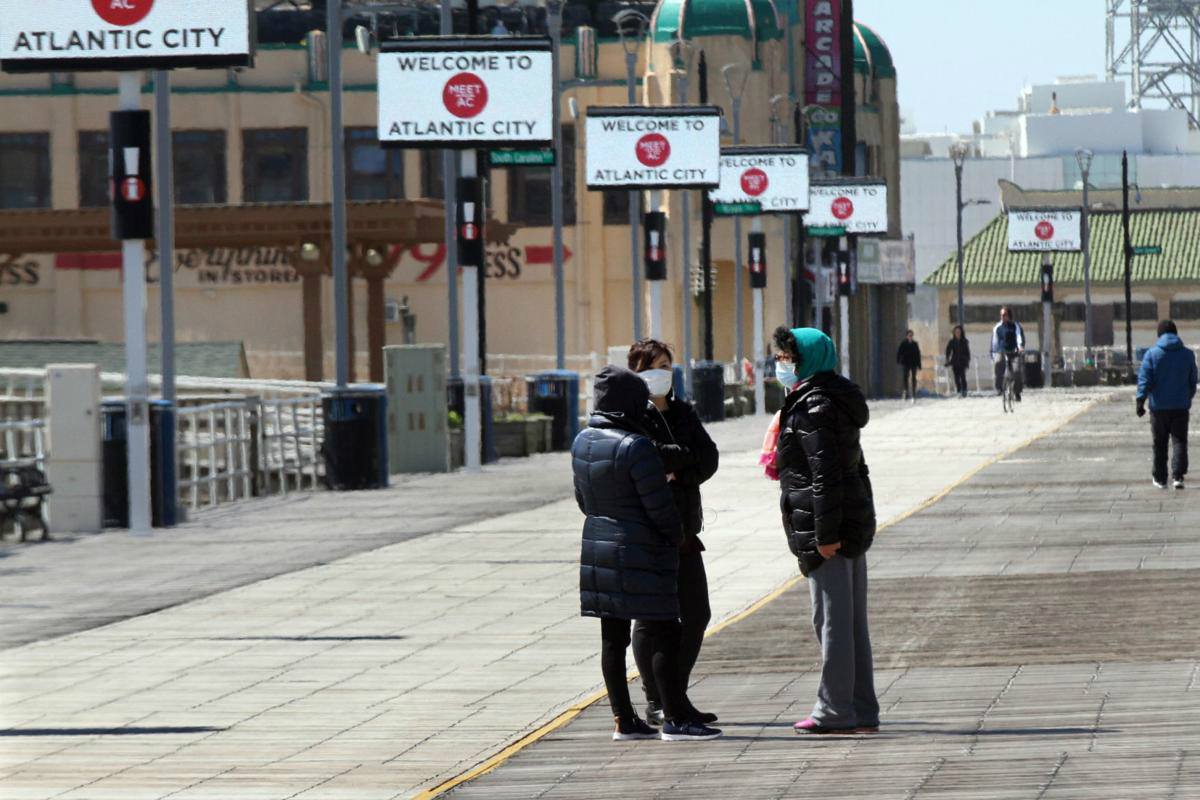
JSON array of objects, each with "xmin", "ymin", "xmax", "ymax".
[
  {"xmin": 945, "ymin": 325, "xmax": 971, "ymax": 398},
  {"xmin": 769, "ymin": 327, "xmax": 879, "ymax": 735},
  {"xmin": 573, "ymin": 365, "xmax": 722, "ymax": 741},
  {"xmin": 625, "ymin": 340, "xmax": 720, "ymax": 727},
  {"xmin": 896, "ymin": 330, "xmax": 922, "ymax": 401},
  {"xmin": 1137, "ymin": 320, "xmax": 1198, "ymax": 490}
]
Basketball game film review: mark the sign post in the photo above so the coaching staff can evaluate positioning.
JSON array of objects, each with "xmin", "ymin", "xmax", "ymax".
[
  {"xmin": 378, "ymin": 36, "xmax": 554, "ymax": 472},
  {"xmin": 748, "ymin": 224, "xmax": 767, "ymax": 415},
  {"xmin": 1007, "ymin": 209, "xmax": 1082, "ymax": 382}
]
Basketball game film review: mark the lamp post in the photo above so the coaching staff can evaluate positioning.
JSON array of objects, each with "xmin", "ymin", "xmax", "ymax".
[
  {"xmin": 328, "ymin": 0, "xmax": 350, "ymax": 388},
  {"xmin": 670, "ymin": 36, "xmax": 697, "ymax": 395},
  {"xmin": 548, "ymin": 0, "xmax": 566, "ymax": 369},
  {"xmin": 615, "ymin": 10, "xmax": 649, "ymax": 341},
  {"xmin": 950, "ymin": 141, "xmax": 968, "ymax": 333},
  {"xmin": 722, "ymin": 62, "xmax": 749, "ymax": 371},
  {"xmin": 1075, "ymin": 147, "xmax": 1094, "ymax": 357}
]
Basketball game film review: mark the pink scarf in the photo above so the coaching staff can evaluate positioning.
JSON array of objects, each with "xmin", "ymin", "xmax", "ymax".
[{"xmin": 759, "ymin": 410, "xmax": 782, "ymax": 481}]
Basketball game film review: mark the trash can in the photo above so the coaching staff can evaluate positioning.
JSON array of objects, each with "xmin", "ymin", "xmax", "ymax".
[
  {"xmin": 692, "ymin": 361, "xmax": 725, "ymax": 423},
  {"xmin": 101, "ymin": 400, "xmax": 177, "ymax": 528},
  {"xmin": 321, "ymin": 387, "xmax": 388, "ymax": 490},
  {"xmin": 1023, "ymin": 351, "xmax": 1045, "ymax": 389},
  {"xmin": 526, "ymin": 370, "xmax": 580, "ymax": 451},
  {"xmin": 447, "ymin": 376, "xmax": 497, "ymax": 463}
]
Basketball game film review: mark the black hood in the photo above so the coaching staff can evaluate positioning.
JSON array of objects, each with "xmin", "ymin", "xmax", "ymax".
[
  {"xmin": 592, "ymin": 365, "xmax": 650, "ymax": 429},
  {"xmin": 797, "ymin": 372, "xmax": 870, "ymax": 428}
]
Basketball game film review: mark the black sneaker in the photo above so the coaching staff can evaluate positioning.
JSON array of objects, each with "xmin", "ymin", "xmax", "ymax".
[
  {"xmin": 661, "ymin": 719, "xmax": 722, "ymax": 741},
  {"xmin": 684, "ymin": 703, "xmax": 718, "ymax": 724},
  {"xmin": 613, "ymin": 716, "xmax": 659, "ymax": 741},
  {"xmin": 644, "ymin": 701, "xmax": 664, "ymax": 726}
]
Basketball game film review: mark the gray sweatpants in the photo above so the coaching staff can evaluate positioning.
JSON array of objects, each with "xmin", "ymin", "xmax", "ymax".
[{"xmin": 807, "ymin": 553, "xmax": 879, "ymax": 728}]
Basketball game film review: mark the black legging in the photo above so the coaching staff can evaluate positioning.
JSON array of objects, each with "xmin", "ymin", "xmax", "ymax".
[
  {"xmin": 952, "ymin": 366, "xmax": 968, "ymax": 395},
  {"xmin": 632, "ymin": 551, "xmax": 711, "ymax": 708},
  {"xmin": 601, "ymin": 617, "xmax": 684, "ymax": 723}
]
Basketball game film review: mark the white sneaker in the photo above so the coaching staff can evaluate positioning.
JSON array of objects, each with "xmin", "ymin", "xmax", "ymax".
[
  {"xmin": 1153, "ymin": 479, "xmax": 1168, "ymax": 490},
  {"xmin": 1173, "ymin": 479, "xmax": 1185, "ymax": 490}
]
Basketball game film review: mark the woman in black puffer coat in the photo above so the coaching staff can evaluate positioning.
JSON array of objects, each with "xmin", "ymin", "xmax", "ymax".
[
  {"xmin": 573, "ymin": 366, "xmax": 721, "ymax": 741},
  {"xmin": 771, "ymin": 326, "xmax": 880, "ymax": 736},
  {"xmin": 624, "ymin": 340, "xmax": 720, "ymax": 727}
]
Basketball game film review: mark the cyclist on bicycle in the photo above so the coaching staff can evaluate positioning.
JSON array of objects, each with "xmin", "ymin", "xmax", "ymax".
[{"xmin": 991, "ymin": 306, "xmax": 1025, "ymax": 402}]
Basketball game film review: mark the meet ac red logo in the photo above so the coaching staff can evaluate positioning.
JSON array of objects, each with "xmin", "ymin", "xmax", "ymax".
[
  {"xmin": 443, "ymin": 73, "xmax": 489, "ymax": 119},
  {"xmin": 1035, "ymin": 220, "xmax": 1055, "ymax": 241},
  {"xmin": 740, "ymin": 168, "xmax": 768, "ymax": 197},
  {"xmin": 635, "ymin": 133, "xmax": 671, "ymax": 167},
  {"xmin": 831, "ymin": 196, "xmax": 854, "ymax": 220},
  {"xmin": 92, "ymin": 0, "xmax": 155, "ymax": 27}
]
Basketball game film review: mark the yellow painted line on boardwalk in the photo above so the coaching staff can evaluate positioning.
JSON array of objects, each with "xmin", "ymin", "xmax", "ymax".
[{"xmin": 417, "ymin": 395, "xmax": 1103, "ymax": 798}]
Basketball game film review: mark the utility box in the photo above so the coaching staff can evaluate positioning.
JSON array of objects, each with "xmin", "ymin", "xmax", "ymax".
[
  {"xmin": 45, "ymin": 364, "xmax": 103, "ymax": 533},
  {"xmin": 385, "ymin": 346, "xmax": 450, "ymax": 474}
]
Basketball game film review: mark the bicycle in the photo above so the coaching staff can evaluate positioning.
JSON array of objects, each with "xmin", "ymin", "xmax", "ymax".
[{"xmin": 1000, "ymin": 352, "xmax": 1019, "ymax": 413}]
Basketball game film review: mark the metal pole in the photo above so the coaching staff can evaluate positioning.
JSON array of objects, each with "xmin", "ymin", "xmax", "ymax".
[
  {"xmin": 549, "ymin": 1, "xmax": 566, "ymax": 369},
  {"xmin": 440, "ymin": 0, "xmax": 460, "ymax": 378},
  {"xmin": 649, "ymin": 190, "xmax": 663, "ymax": 338},
  {"xmin": 955, "ymin": 161, "xmax": 965, "ymax": 331},
  {"xmin": 119, "ymin": 72, "xmax": 151, "ymax": 534},
  {"xmin": 678, "ymin": 69, "xmax": 693, "ymax": 395},
  {"xmin": 699, "ymin": 52, "xmax": 714, "ymax": 362},
  {"xmin": 462, "ymin": 151, "xmax": 482, "ymax": 472},
  {"xmin": 752, "ymin": 216, "xmax": 765, "ymax": 415},
  {"xmin": 1122, "ymin": 149, "xmax": 1134, "ymax": 364},
  {"xmin": 328, "ymin": 0, "xmax": 350, "ymax": 388},
  {"xmin": 626, "ymin": 49, "xmax": 642, "ymax": 340},
  {"xmin": 154, "ymin": 72, "xmax": 175, "ymax": 405},
  {"xmin": 839, "ymin": 234, "xmax": 850, "ymax": 379},
  {"xmin": 1082, "ymin": 167, "xmax": 1093, "ymax": 357},
  {"xmin": 731, "ymin": 98, "xmax": 743, "ymax": 370},
  {"xmin": 1043, "ymin": 252, "xmax": 1053, "ymax": 381}
]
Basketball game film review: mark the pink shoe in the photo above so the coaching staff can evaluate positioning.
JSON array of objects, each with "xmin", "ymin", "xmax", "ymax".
[{"xmin": 793, "ymin": 717, "xmax": 855, "ymax": 735}]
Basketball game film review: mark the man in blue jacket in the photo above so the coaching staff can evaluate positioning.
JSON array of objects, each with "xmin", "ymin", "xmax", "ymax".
[{"xmin": 1137, "ymin": 320, "xmax": 1198, "ymax": 489}]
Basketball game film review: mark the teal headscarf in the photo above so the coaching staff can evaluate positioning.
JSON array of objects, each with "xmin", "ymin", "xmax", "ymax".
[{"xmin": 790, "ymin": 328, "xmax": 839, "ymax": 381}]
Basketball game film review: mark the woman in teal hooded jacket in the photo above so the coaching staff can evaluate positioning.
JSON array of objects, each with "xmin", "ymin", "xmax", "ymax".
[{"xmin": 770, "ymin": 327, "xmax": 879, "ymax": 735}]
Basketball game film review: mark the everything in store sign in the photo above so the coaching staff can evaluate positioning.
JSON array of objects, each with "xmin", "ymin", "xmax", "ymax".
[
  {"xmin": 377, "ymin": 37, "xmax": 554, "ymax": 148},
  {"xmin": 584, "ymin": 106, "xmax": 722, "ymax": 189},
  {"xmin": 708, "ymin": 146, "xmax": 810, "ymax": 214},
  {"xmin": 0, "ymin": 0, "xmax": 255, "ymax": 72}
]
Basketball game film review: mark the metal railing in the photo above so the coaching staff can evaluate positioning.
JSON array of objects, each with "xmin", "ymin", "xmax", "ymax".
[
  {"xmin": 176, "ymin": 401, "xmax": 256, "ymax": 511},
  {"xmin": 259, "ymin": 394, "xmax": 324, "ymax": 495}
]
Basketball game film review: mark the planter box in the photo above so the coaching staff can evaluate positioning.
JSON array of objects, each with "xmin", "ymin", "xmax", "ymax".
[
  {"xmin": 449, "ymin": 428, "xmax": 464, "ymax": 469},
  {"xmin": 1072, "ymin": 368, "xmax": 1101, "ymax": 387},
  {"xmin": 494, "ymin": 416, "xmax": 553, "ymax": 458}
]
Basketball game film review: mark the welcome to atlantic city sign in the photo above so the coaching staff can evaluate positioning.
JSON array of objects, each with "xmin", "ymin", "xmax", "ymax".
[{"xmin": 0, "ymin": 0, "xmax": 255, "ymax": 73}]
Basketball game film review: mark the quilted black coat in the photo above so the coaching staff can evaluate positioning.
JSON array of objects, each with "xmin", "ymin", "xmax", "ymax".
[
  {"xmin": 574, "ymin": 367, "xmax": 684, "ymax": 621},
  {"xmin": 643, "ymin": 397, "xmax": 719, "ymax": 553},
  {"xmin": 777, "ymin": 371, "xmax": 877, "ymax": 576}
]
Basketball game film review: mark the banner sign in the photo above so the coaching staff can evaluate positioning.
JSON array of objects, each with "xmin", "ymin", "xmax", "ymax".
[
  {"xmin": 708, "ymin": 146, "xmax": 810, "ymax": 214},
  {"xmin": 1006, "ymin": 209, "xmax": 1082, "ymax": 252},
  {"xmin": 807, "ymin": 182, "xmax": 888, "ymax": 234},
  {"xmin": 805, "ymin": 105, "xmax": 843, "ymax": 178},
  {"xmin": 804, "ymin": 0, "xmax": 843, "ymax": 178},
  {"xmin": 857, "ymin": 238, "xmax": 914, "ymax": 285},
  {"xmin": 585, "ymin": 106, "xmax": 722, "ymax": 189},
  {"xmin": 0, "ymin": 0, "xmax": 255, "ymax": 73},
  {"xmin": 378, "ymin": 37, "xmax": 553, "ymax": 148}
]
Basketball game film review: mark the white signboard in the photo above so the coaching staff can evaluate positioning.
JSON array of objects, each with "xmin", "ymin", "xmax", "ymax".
[
  {"xmin": 807, "ymin": 182, "xmax": 888, "ymax": 234},
  {"xmin": 708, "ymin": 146, "xmax": 810, "ymax": 213},
  {"xmin": 0, "ymin": 0, "xmax": 254, "ymax": 72},
  {"xmin": 858, "ymin": 238, "xmax": 915, "ymax": 284},
  {"xmin": 378, "ymin": 38, "xmax": 554, "ymax": 147},
  {"xmin": 585, "ymin": 106, "xmax": 722, "ymax": 189},
  {"xmin": 1006, "ymin": 209, "xmax": 1082, "ymax": 252}
]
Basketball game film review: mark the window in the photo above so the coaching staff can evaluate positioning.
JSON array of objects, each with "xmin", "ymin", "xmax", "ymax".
[
  {"xmin": 174, "ymin": 130, "xmax": 226, "ymax": 205},
  {"xmin": 242, "ymin": 128, "xmax": 307, "ymax": 202},
  {"xmin": 0, "ymin": 132, "xmax": 50, "ymax": 209},
  {"xmin": 78, "ymin": 131, "xmax": 110, "ymax": 208},
  {"xmin": 603, "ymin": 189, "xmax": 641, "ymax": 225},
  {"xmin": 507, "ymin": 125, "xmax": 575, "ymax": 226},
  {"xmin": 420, "ymin": 149, "xmax": 445, "ymax": 199},
  {"xmin": 345, "ymin": 127, "xmax": 403, "ymax": 201}
]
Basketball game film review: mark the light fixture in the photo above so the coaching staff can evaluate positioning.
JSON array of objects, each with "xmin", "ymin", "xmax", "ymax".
[
  {"xmin": 300, "ymin": 242, "xmax": 321, "ymax": 262},
  {"xmin": 1074, "ymin": 147, "xmax": 1094, "ymax": 175},
  {"xmin": 950, "ymin": 140, "xmax": 969, "ymax": 168},
  {"xmin": 366, "ymin": 248, "xmax": 384, "ymax": 267},
  {"xmin": 355, "ymin": 25, "xmax": 373, "ymax": 56}
]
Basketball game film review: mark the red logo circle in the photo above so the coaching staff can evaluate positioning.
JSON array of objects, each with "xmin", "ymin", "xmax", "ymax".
[
  {"xmin": 635, "ymin": 133, "xmax": 671, "ymax": 167},
  {"xmin": 740, "ymin": 168, "xmax": 769, "ymax": 197},
  {"xmin": 92, "ymin": 0, "xmax": 155, "ymax": 26},
  {"xmin": 1035, "ymin": 220, "xmax": 1055, "ymax": 241},
  {"xmin": 831, "ymin": 196, "xmax": 854, "ymax": 220},
  {"xmin": 121, "ymin": 177, "xmax": 145, "ymax": 203},
  {"xmin": 443, "ymin": 73, "xmax": 489, "ymax": 119}
]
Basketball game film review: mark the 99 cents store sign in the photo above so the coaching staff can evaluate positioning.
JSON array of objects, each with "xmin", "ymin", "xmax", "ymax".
[
  {"xmin": 585, "ymin": 106, "xmax": 722, "ymax": 189},
  {"xmin": 377, "ymin": 37, "xmax": 553, "ymax": 147},
  {"xmin": 806, "ymin": 181, "xmax": 889, "ymax": 234},
  {"xmin": 0, "ymin": 0, "xmax": 255, "ymax": 72}
]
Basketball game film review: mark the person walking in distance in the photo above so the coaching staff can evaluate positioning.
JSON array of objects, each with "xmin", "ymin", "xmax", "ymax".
[
  {"xmin": 626, "ymin": 340, "xmax": 720, "ymax": 727},
  {"xmin": 945, "ymin": 325, "xmax": 971, "ymax": 398},
  {"xmin": 1137, "ymin": 320, "xmax": 1198, "ymax": 490},
  {"xmin": 572, "ymin": 366, "xmax": 722, "ymax": 742},
  {"xmin": 764, "ymin": 327, "xmax": 879, "ymax": 735},
  {"xmin": 991, "ymin": 306, "xmax": 1025, "ymax": 401},
  {"xmin": 896, "ymin": 330, "xmax": 922, "ymax": 402}
]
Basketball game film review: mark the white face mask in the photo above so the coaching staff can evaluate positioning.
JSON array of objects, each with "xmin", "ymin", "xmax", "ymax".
[
  {"xmin": 639, "ymin": 368, "xmax": 674, "ymax": 398},
  {"xmin": 775, "ymin": 361, "xmax": 799, "ymax": 389}
]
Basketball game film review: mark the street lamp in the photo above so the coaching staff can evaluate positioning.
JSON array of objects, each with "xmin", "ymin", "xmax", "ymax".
[
  {"xmin": 615, "ymin": 9, "xmax": 649, "ymax": 340},
  {"xmin": 1075, "ymin": 147, "xmax": 1094, "ymax": 358},
  {"xmin": 721, "ymin": 62, "xmax": 750, "ymax": 370},
  {"xmin": 950, "ymin": 141, "xmax": 969, "ymax": 333}
]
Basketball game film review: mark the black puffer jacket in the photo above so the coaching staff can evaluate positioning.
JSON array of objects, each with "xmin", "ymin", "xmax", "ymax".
[
  {"xmin": 643, "ymin": 397, "xmax": 719, "ymax": 553},
  {"xmin": 574, "ymin": 367, "xmax": 684, "ymax": 620},
  {"xmin": 777, "ymin": 371, "xmax": 876, "ymax": 576}
]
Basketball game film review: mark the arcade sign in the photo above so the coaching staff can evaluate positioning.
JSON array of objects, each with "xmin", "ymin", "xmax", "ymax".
[
  {"xmin": 0, "ymin": 0, "xmax": 255, "ymax": 73},
  {"xmin": 708, "ymin": 145, "xmax": 810, "ymax": 215},
  {"xmin": 1006, "ymin": 209, "xmax": 1082, "ymax": 252},
  {"xmin": 585, "ymin": 106, "xmax": 722, "ymax": 190},
  {"xmin": 806, "ymin": 181, "xmax": 888, "ymax": 234},
  {"xmin": 378, "ymin": 37, "xmax": 554, "ymax": 148}
]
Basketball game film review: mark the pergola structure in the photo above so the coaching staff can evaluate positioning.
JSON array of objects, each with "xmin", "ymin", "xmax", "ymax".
[{"xmin": 0, "ymin": 200, "xmax": 513, "ymax": 382}]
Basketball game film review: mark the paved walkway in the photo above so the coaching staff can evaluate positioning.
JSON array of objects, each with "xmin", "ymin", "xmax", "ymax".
[
  {"xmin": 0, "ymin": 390, "xmax": 1108, "ymax": 799},
  {"xmin": 453, "ymin": 395, "xmax": 1200, "ymax": 799}
]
